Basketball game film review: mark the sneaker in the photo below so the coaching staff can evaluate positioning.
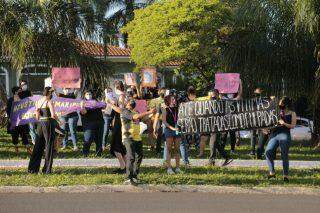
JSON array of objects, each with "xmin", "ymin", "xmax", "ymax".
[
  {"xmin": 249, "ymin": 151, "xmax": 255, "ymax": 156},
  {"xmin": 132, "ymin": 178, "xmax": 140, "ymax": 184},
  {"xmin": 267, "ymin": 174, "xmax": 276, "ymax": 180},
  {"xmin": 73, "ymin": 147, "xmax": 79, "ymax": 151},
  {"xmin": 221, "ymin": 158, "xmax": 234, "ymax": 167},
  {"xmin": 207, "ymin": 161, "xmax": 215, "ymax": 166},
  {"xmin": 175, "ymin": 168, "xmax": 183, "ymax": 174},
  {"xmin": 167, "ymin": 168, "xmax": 175, "ymax": 175},
  {"xmin": 230, "ymin": 150, "xmax": 235, "ymax": 155}
]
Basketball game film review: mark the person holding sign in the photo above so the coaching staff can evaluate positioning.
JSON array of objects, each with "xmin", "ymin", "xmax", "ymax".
[
  {"xmin": 265, "ymin": 97, "xmax": 296, "ymax": 182},
  {"xmin": 6, "ymin": 86, "xmax": 32, "ymax": 154},
  {"xmin": 28, "ymin": 87, "xmax": 59, "ymax": 174},
  {"xmin": 108, "ymin": 99, "xmax": 155, "ymax": 185},
  {"xmin": 80, "ymin": 90, "xmax": 104, "ymax": 157},
  {"xmin": 162, "ymin": 94, "xmax": 182, "ymax": 174}
]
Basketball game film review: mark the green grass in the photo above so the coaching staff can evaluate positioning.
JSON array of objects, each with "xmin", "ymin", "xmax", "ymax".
[
  {"xmin": 0, "ymin": 128, "xmax": 319, "ymax": 161},
  {"xmin": 0, "ymin": 166, "xmax": 319, "ymax": 187}
]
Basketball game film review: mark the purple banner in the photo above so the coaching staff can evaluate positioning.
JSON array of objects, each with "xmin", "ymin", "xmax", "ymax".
[{"xmin": 10, "ymin": 95, "xmax": 106, "ymax": 129}]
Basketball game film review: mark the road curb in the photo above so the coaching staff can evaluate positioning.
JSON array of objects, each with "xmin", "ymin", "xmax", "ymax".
[{"xmin": 0, "ymin": 185, "xmax": 320, "ymax": 195}]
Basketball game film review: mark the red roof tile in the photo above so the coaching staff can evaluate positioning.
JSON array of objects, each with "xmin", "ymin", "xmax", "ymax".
[
  {"xmin": 74, "ymin": 39, "xmax": 180, "ymax": 67},
  {"xmin": 74, "ymin": 39, "xmax": 131, "ymax": 57}
]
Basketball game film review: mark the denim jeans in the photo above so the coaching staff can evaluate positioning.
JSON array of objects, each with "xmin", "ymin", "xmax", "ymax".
[
  {"xmin": 61, "ymin": 114, "xmax": 78, "ymax": 148},
  {"xmin": 29, "ymin": 123, "xmax": 37, "ymax": 143},
  {"xmin": 102, "ymin": 114, "xmax": 112, "ymax": 147},
  {"xmin": 265, "ymin": 132, "xmax": 291, "ymax": 176},
  {"xmin": 209, "ymin": 133, "xmax": 228, "ymax": 163},
  {"xmin": 83, "ymin": 122, "xmax": 104, "ymax": 156},
  {"xmin": 221, "ymin": 131, "xmax": 236, "ymax": 152},
  {"xmin": 163, "ymin": 139, "xmax": 189, "ymax": 164}
]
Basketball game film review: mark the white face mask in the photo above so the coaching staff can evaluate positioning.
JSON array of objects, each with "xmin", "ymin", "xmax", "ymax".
[
  {"xmin": 85, "ymin": 94, "xmax": 92, "ymax": 100},
  {"xmin": 115, "ymin": 89, "xmax": 123, "ymax": 96},
  {"xmin": 21, "ymin": 85, "xmax": 27, "ymax": 91}
]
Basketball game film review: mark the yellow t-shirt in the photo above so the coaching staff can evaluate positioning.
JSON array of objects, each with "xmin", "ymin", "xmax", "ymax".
[{"xmin": 130, "ymin": 116, "xmax": 142, "ymax": 141}]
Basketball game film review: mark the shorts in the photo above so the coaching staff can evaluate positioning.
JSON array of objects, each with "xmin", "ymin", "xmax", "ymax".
[{"xmin": 164, "ymin": 128, "xmax": 181, "ymax": 139}]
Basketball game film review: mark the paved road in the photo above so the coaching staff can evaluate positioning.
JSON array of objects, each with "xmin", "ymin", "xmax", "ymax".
[
  {"xmin": 0, "ymin": 192, "xmax": 319, "ymax": 213},
  {"xmin": 1, "ymin": 158, "xmax": 319, "ymax": 168}
]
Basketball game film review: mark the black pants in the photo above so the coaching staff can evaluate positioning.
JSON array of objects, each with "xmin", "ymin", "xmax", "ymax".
[
  {"xmin": 209, "ymin": 133, "xmax": 228, "ymax": 163},
  {"xmin": 123, "ymin": 138, "xmax": 143, "ymax": 179},
  {"xmin": 155, "ymin": 127, "xmax": 163, "ymax": 154},
  {"xmin": 221, "ymin": 131, "xmax": 236, "ymax": 152},
  {"xmin": 83, "ymin": 122, "xmax": 104, "ymax": 156},
  {"xmin": 250, "ymin": 129, "xmax": 258, "ymax": 153},
  {"xmin": 257, "ymin": 131, "xmax": 270, "ymax": 159},
  {"xmin": 11, "ymin": 125, "xmax": 29, "ymax": 146},
  {"xmin": 28, "ymin": 120, "xmax": 55, "ymax": 174}
]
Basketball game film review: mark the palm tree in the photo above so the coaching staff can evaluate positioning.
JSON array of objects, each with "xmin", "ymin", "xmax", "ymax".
[
  {"xmin": 295, "ymin": 0, "xmax": 320, "ymax": 147},
  {"xmin": 0, "ymin": 0, "xmax": 112, "ymax": 94}
]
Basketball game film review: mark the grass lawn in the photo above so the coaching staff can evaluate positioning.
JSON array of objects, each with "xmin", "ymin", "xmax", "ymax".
[
  {"xmin": 0, "ymin": 166, "xmax": 319, "ymax": 187},
  {"xmin": 0, "ymin": 128, "xmax": 319, "ymax": 161}
]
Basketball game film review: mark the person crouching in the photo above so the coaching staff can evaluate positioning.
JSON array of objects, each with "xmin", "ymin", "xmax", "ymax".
[{"xmin": 108, "ymin": 99, "xmax": 155, "ymax": 185}]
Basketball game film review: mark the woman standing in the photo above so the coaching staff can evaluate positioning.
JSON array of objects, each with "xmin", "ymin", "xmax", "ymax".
[
  {"xmin": 80, "ymin": 90, "xmax": 104, "ymax": 157},
  {"xmin": 110, "ymin": 81, "xmax": 127, "ymax": 174},
  {"xmin": 162, "ymin": 95, "xmax": 181, "ymax": 174},
  {"xmin": 28, "ymin": 87, "xmax": 59, "ymax": 174},
  {"xmin": 265, "ymin": 97, "xmax": 296, "ymax": 182}
]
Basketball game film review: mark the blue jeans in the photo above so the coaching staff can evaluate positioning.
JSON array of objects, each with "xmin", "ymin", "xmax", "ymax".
[
  {"xmin": 29, "ymin": 123, "xmax": 37, "ymax": 143},
  {"xmin": 102, "ymin": 114, "xmax": 112, "ymax": 147},
  {"xmin": 61, "ymin": 114, "xmax": 78, "ymax": 148},
  {"xmin": 163, "ymin": 139, "xmax": 189, "ymax": 164},
  {"xmin": 265, "ymin": 132, "xmax": 291, "ymax": 176},
  {"xmin": 83, "ymin": 122, "xmax": 104, "ymax": 156}
]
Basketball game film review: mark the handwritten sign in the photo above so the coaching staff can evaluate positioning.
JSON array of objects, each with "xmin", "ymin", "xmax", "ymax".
[
  {"xmin": 135, "ymin": 100, "xmax": 148, "ymax": 113},
  {"xmin": 10, "ymin": 96, "xmax": 105, "ymax": 129},
  {"xmin": 141, "ymin": 68, "xmax": 157, "ymax": 88},
  {"xmin": 177, "ymin": 97, "xmax": 279, "ymax": 134},
  {"xmin": 124, "ymin": 73, "xmax": 137, "ymax": 86},
  {"xmin": 52, "ymin": 67, "xmax": 81, "ymax": 89},
  {"xmin": 215, "ymin": 73, "xmax": 240, "ymax": 94}
]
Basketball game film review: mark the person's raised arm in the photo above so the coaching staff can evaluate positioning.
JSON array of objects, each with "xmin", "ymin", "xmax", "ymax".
[
  {"xmin": 235, "ymin": 80, "xmax": 243, "ymax": 100},
  {"xmin": 133, "ymin": 108, "xmax": 156, "ymax": 120},
  {"xmin": 106, "ymin": 100, "xmax": 123, "ymax": 114}
]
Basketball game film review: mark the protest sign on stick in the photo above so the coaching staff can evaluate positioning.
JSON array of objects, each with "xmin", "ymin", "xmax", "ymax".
[
  {"xmin": 141, "ymin": 68, "xmax": 157, "ymax": 88},
  {"xmin": 124, "ymin": 73, "xmax": 137, "ymax": 86},
  {"xmin": 177, "ymin": 97, "xmax": 279, "ymax": 134},
  {"xmin": 135, "ymin": 100, "xmax": 148, "ymax": 113},
  {"xmin": 52, "ymin": 67, "xmax": 81, "ymax": 89},
  {"xmin": 215, "ymin": 73, "xmax": 240, "ymax": 94}
]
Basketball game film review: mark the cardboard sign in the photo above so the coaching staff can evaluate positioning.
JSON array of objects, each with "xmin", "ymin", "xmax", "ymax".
[
  {"xmin": 215, "ymin": 73, "xmax": 240, "ymax": 94},
  {"xmin": 124, "ymin": 73, "xmax": 137, "ymax": 86},
  {"xmin": 177, "ymin": 97, "xmax": 279, "ymax": 134},
  {"xmin": 52, "ymin": 67, "xmax": 81, "ymax": 89},
  {"xmin": 135, "ymin": 99, "xmax": 148, "ymax": 113},
  {"xmin": 141, "ymin": 68, "xmax": 157, "ymax": 88}
]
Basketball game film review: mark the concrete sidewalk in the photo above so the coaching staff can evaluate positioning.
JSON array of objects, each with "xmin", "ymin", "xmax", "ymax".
[{"xmin": 0, "ymin": 158, "xmax": 319, "ymax": 169}]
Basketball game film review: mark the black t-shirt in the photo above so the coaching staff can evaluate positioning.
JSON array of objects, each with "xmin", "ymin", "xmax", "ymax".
[
  {"xmin": 166, "ymin": 106, "xmax": 178, "ymax": 127},
  {"xmin": 19, "ymin": 90, "xmax": 32, "ymax": 99},
  {"xmin": 81, "ymin": 108, "xmax": 104, "ymax": 125}
]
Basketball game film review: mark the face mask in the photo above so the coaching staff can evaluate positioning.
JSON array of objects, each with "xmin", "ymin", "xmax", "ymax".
[
  {"xmin": 21, "ymin": 85, "xmax": 27, "ymax": 91},
  {"xmin": 279, "ymin": 105, "xmax": 285, "ymax": 110},
  {"xmin": 85, "ymin": 94, "xmax": 92, "ymax": 100},
  {"xmin": 63, "ymin": 89, "xmax": 69, "ymax": 95},
  {"xmin": 115, "ymin": 89, "xmax": 122, "ymax": 96}
]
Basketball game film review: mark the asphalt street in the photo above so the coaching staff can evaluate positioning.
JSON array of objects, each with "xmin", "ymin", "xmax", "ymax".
[{"xmin": 0, "ymin": 192, "xmax": 319, "ymax": 213}]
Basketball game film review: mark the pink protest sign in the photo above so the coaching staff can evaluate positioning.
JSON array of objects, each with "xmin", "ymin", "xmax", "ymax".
[
  {"xmin": 215, "ymin": 73, "xmax": 240, "ymax": 94},
  {"xmin": 135, "ymin": 100, "xmax": 148, "ymax": 113},
  {"xmin": 124, "ymin": 73, "xmax": 137, "ymax": 86},
  {"xmin": 52, "ymin": 67, "xmax": 81, "ymax": 89}
]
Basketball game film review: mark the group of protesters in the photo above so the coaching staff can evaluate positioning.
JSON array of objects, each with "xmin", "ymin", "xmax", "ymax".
[{"xmin": 6, "ymin": 79, "xmax": 297, "ymax": 185}]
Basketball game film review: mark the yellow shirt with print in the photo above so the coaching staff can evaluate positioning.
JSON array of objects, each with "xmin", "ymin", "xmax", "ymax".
[{"xmin": 130, "ymin": 111, "xmax": 142, "ymax": 141}]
